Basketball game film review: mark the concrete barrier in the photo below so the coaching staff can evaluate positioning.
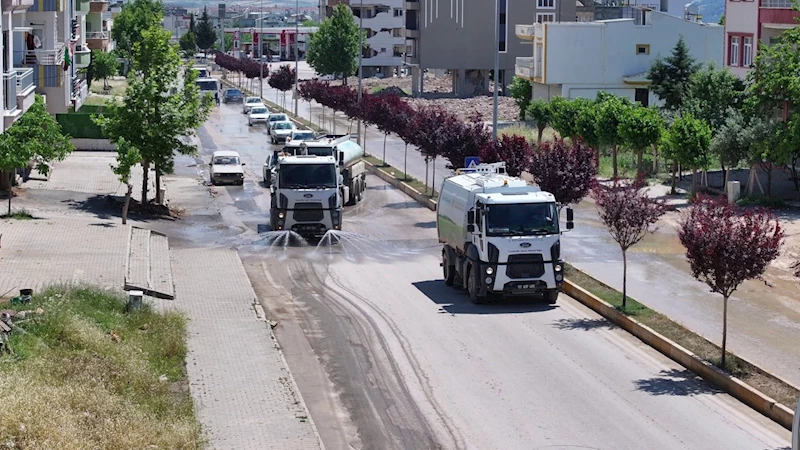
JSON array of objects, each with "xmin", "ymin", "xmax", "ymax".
[
  {"xmin": 71, "ymin": 138, "xmax": 115, "ymax": 151},
  {"xmin": 564, "ymin": 280, "xmax": 795, "ymax": 430},
  {"xmin": 363, "ymin": 160, "xmax": 437, "ymax": 211}
]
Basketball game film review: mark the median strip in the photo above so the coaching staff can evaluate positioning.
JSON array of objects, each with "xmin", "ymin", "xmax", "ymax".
[{"xmin": 564, "ymin": 264, "xmax": 798, "ymax": 430}]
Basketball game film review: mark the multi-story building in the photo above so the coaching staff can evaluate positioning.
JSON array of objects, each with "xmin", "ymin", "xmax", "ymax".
[
  {"xmin": 723, "ymin": 0, "xmax": 798, "ymax": 80},
  {"xmin": 576, "ymin": 0, "xmax": 689, "ymax": 22},
  {"xmin": 515, "ymin": 9, "xmax": 722, "ymax": 105},
  {"xmin": 404, "ymin": 0, "xmax": 577, "ymax": 97},
  {"xmin": 352, "ymin": 0, "xmax": 405, "ymax": 77},
  {"xmin": 2, "ymin": 0, "xmax": 38, "ymax": 130}
]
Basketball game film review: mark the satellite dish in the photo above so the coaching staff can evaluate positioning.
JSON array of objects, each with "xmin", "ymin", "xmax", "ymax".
[{"xmin": 685, "ymin": 2, "xmax": 700, "ymax": 14}]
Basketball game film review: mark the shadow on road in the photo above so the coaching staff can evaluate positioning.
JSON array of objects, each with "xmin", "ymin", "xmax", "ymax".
[
  {"xmin": 551, "ymin": 317, "xmax": 615, "ymax": 331},
  {"xmin": 412, "ymin": 280, "xmax": 557, "ymax": 315},
  {"xmin": 383, "ymin": 201, "xmax": 421, "ymax": 210},
  {"xmin": 64, "ymin": 194, "xmax": 179, "ymax": 222},
  {"xmin": 633, "ymin": 368, "xmax": 723, "ymax": 397},
  {"xmin": 414, "ymin": 221, "xmax": 436, "ymax": 229}
]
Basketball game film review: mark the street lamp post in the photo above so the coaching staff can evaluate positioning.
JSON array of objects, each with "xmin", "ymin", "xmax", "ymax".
[
  {"xmin": 491, "ymin": 0, "xmax": 500, "ymax": 141},
  {"xmin": 259, "ymin": 0, "xmax": 264, "ymax": 97},
  {"xmin": 356, "ymin": 0, "xmax": 363, "ymax": 147},
  {"xmin": 294, "ymin": 0, "xmax": 300, "ymax": 116}
]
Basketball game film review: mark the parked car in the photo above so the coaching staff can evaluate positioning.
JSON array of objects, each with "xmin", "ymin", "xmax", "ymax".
[
  {"xmin": 269, "ymin": 121, "xmax": 297, "ymax": 144},
  {"xmin": 223, "ymin": 88, "xmax": 244, "ymax": 103},
  {"xmin": 243, "ymin": 97, "xmax": 265, "ymax": 114},
  {"xmin": 248, "ymin": 106, "xmax": 270, "ymax": 126},
  {"xmin": 267, "ymin": 113, "xmax": 289, "ymax": 130},
  {"xmin": 287, "ymin": 129, "xmax": 316, "ymax": 143},
  {"xmin": 209, "ymin": 150, "xmax": 245, "ymax": 186}
]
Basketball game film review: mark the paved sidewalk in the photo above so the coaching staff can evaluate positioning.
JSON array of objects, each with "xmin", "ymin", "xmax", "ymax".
[{"xmin": 170, "ymin": 247, "xmax": 321, "ymax": 450}]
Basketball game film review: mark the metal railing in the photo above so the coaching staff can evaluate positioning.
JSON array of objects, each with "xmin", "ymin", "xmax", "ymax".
[
  {"xmin": 3, "ymin": 72, "xmax": 18, "ymax": 113},
  {"xmin": 516, "ymin": 24, "xmax": 535, "ymax": 37},
  {"xmin": 762, "ymin": 0, "xmax": 792, "ymax": 7},
  {"xmin": 17, "ymin": 42, "xmax": 66, "ymax": 66},
  {"xmin": 86, "ymin": 31, "xmax": 109, "ymax": 40},
  {"xmin": 515, "ymin": 64, "xmax": 535, "ymax": 79},
  {"xmin": 517, "ymin": 57, "xmax": 534, "ymax": 68},
  {"xmin": 15, "ymin": 68, "xmax": 34, "ymax": 94}
]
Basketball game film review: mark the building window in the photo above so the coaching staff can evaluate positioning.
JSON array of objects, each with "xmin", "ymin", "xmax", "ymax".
[
  {"xmin": 730, "ymin": 36, "xmax": 739, "ymax": 66},
  {"xmin": 538, "ymin": 0, "xmax": 555, "ymax": 8},
  {"xmin": 393, "ymin": 8, "xmax": 403, "ymax": 16},
  {"xmin": 743, "ymin": 36, "xmax": 753, "ymax": 66},
  {"xmin": 498, "ymin": 0, "xmax": 507, "ymax": 52},
  {"xmin": 536, "ymin": 12, "xmax": 555, "ymax": 22},
  {"xmin": 635, "ymin": 89, "xmax": 649, "ymax": 107},
  {"xmin": 635, "ymin": 44, "xmax": 650, "ymax": 55}
]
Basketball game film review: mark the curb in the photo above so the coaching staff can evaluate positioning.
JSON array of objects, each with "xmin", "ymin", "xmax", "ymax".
[
  {"xmin": 563, "ymin": 279, "xmax": 796, "ymax": 430},
  {"xmin": 363, "ymin": 160, "xmax": 437, "ymax": 211}
]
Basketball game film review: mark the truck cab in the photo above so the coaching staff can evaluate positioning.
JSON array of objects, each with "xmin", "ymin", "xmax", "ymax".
[{"xmin": 438, "ymin": 162, "xmax": 573, "ymax": 304}]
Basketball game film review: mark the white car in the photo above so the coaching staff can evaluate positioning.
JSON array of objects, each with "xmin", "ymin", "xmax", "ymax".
[
  {"xmin": 209, "ymin": 150, "xmax": 245, "ymax": 186},
  {"xmin": 269, "ymin": 121, "xmax": 297, "ymax": 144},
  {"xmin": 248, "ymin": 106, "xmax": 270, "ymax": 126},
  {"xmin": 267, "ymin": 113, "xmax": 290, "ymax": 130},
  {"xmin": 243, "ymin": 97, "xmax": 265, "ymax": 114},
  {"xmin": 287, "ymin": 129, "xmax": 316, "ymax": 143}
]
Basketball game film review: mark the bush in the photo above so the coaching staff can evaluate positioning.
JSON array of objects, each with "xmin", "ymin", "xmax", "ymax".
[{"xmin": 56, "ymin": 113, "xmax": 106, "ymax": 139}]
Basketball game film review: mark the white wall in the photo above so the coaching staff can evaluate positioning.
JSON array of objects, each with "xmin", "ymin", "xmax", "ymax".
[{"xmin": 723, "ymin": 0, "xmax": 758, "ymax": 79}]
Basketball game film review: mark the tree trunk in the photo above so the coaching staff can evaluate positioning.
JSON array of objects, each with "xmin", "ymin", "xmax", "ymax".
[
  {"xmin": 383, "ymin": 133, "xmax": 388, "ymax": 166},
  {"xmin": 691, "ymin": 167, "xmax": 697, "ymax": 198},
  {"xmin": 721, "ymin": 294, "xmax": 729, "ymax": 368},
  {"xmin": 791, "ymin": 154, "xmax": 799, "ymax": 191},
  {"xmin": 612, "ymin": 143, "xmax": 619, "ymax": 179},
  {"xmin": 767, "ymin": 163, "xmax": 773, "ymax": 197},
  {"xmin": 670, "ymin": 160, "xmax": 677, "ymax": 195},
  {"xmin": 595, "ymin": 148, "xmax": 600, "ymax": 168},
  {"xmin": 621, "ymin": 250, "xmax": 629, "ymax": 309},
  {"xmin": 652, "ymin": 144, "xmax": 658, "ymax": 174},
  {"xmin": 431, "ymin": 157, "xmax": 436, "ymax": 197},
  {"xmin": 425, "ymin": 158, "xmax": 429, "ymax": 194},
  {"xmin": 636, "ymin": 149, "xmax": 643, "ymax": 178},
  {"xmin": 122, "ymin": 183, "xmax": 132, "ymax": 225},
  {"xmin": 332, "ymin": 112, "xmax": 336, "ymax": 134},
  {"xmin": 6, "ymin": 192, "xmax": 10, "ymax": 216},
  {"xmin": 537, "ymin": 125, "xmax": 544, "ymax": 144},
  {"xmin": 404, "ymin": 143, "xmax": 409, "ymax": 181},
  {"xmin": 721, "ymin": 162, "xmax": 727, "ymax": 189},
  {"xmin": 155, "ymin": 169, "xmax": 161, "ymax": 204},
  {"xmin": 363, "ymin": 125, "xmax": 367, "ymax": 156},
  {"xmin": 141, "ymin": 160, "xmax": 150, "ymax": 204}
]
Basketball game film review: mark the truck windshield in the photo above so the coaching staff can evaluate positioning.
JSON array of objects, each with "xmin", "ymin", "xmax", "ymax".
[
  {"xmin": 486, "ymin": 203, "xmax": 558, "ymax": 236},
  {"xmin": 279, "ymin": 164, "xmax": 337, "ymax": 189},
  {"xmin": 196, "ymin": 80, "xmax": 217, "ymax": 91}
]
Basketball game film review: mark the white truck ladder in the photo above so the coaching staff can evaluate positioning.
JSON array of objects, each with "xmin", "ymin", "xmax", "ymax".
[{"xmin": 456, "ymin": 162, "xmax": 507, "ymax": 175}]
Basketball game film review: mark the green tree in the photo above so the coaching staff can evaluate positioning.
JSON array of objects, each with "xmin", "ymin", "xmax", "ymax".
[
  {"xmin": 0, "ymin": 95, "xmax": 73, "ymax": 214},
  {"xmin": 301, "ymin": 19, "xmax": 319, "ymax": 27},
  {"xmin": 619, "ymin": 106, "xmax": 664, "ymax": 177},
  {"xmin": 91, "ymin": 50, "xmax": 119, "ymax": 89},
  {"xmin": 189, "ymin": 13, "xmax": 196, "ymax": 34},
  {"xmin": 111, "ymin": 0, "xmax": 164, "ymax": 58},
  {"xmin": 111, "ymin": 138, "xmax": 142, "ymax": 224},
  {"xmin": 179, "ymin": 31, "xmax": 197, "ymax": 57},
  {"xmin": 96, "ymin": 25, "xmax": 212, "ymax": 205},
  {"xmin": 549, "ymin": 96, "xmax": 581, "ymax": 142},
  {"xmin": 508, "ymin": 77, "xmax": 532, "ymax": 120},
  {"xmin": 574, "ymin": 97, "xmax": 601, "ymax": 149},
  {"xmin": 684, "ymin": 62, "xmax": 745, "ymax": 132},
  {"xmin": 647, "ymin": 36, "xmax": 699, "ymax": 111},
  {"xmin": 525, "ymin": 99, "xmax": 552, "ymax": 144},
  {"xmin": 195, "ymin": 7, "xmax": 218, "ymax": 57},
  {"xmin": 306, "ymin": 3, "xmax": 362, "ymax": 83},
  {"xmin": 595, "ymin": 92, "xmax": 632, "ymax": 179},
  {"xmin": 663, "ymin": 112, "xmax": 711, "ymax": 196}
]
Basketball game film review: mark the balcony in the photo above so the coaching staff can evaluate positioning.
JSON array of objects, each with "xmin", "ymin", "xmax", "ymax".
[
  {"xmin": 89, "ymin": 0, "xmax": 109, "ymax": 12},
  {"xmin": 15, "ymin": 68, "xmax": 36, "ymax": 113},
  {"xmin": 75, "ymin": 50, "xmax": 92, "ymax": 68},
  {"xmin": 72, "ymin": 77, "xmax": 89, "ymax": 111},
  {"xmin": 87, "ymin": 31, "xmax": 110, "ymax": 51},
  {"xmin": 3, "ymin": 69, "xmax": 35, "ymax": 128},
  {"xmin": 18, "ymin": 42, "xmax": 66, "ymax": 66},
  {"xmin": 762, "ymin": 0, "xmax": 792, "ymax": 7},
  {"xmin": 3, "ymin": 72, "xmax": 17, "ymax": 115},
  {"xmin": 75, "ymin": 0, "xmax": 90, "ymax": 12},
  {"xmin": 515, "ymin": 57, "xmax": 541, "ymax": 80},
  {"xmin": 516, "ymin": 24, "xmax": 535, "ymax": 39},
  {"xmin": 1, "ymin": 0, "xmax": 34, "ymax": 12}
]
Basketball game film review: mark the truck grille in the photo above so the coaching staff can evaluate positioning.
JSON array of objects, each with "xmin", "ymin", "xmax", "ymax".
[
  {"xmin": 293, "ymin": 203, "xmax": 324, "ymax": 222},
  {"xmin": 506, "ymin": 254, "xmax": 545, "ymax": 279}
]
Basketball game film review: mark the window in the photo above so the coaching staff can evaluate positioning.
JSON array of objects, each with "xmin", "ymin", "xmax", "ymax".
[
  {"xmin": 393, "ymin": 8, "xmax": 403, "ymax": 16},
  {"xmin": 743, "ymin": 37, "xmax": 753, "ymax": 66},
  {"xmin": 635, "ymin": 89, "xmax": 649, "ymax": 107},
  {"xmin": 498, "ymin": 0, "xmax": 508, "ymax": 52},
  {"xmin": 537, "ymin": 0, "xmax": 555, "ymax": 8},
  {"xmin": 536, "ymin": 13, "xmax": 555, "ymax": 23},
  {"xmin": 636, "ymin": 44, "xmax": 650, "ymax": 55},
  {"xmin": 730, "ymin": 36, "xmax": 739, "ymax": 66}
]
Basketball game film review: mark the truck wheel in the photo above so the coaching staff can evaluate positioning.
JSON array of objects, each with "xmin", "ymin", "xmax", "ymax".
[
  {"xmin": 345, "ymin": 188, "xmax": 356, "ymax": 206},
  {"xmin": 545, "ymin": 289, "xmax": 559, "ymax": 304},
  {"xmin": 356, "ymin": 183, "xmax": 363, "ymax": 202},
  {"xmin": 443, "ymin": 252, "xmax": 455, "ymax": 286},
  {"xmin": 467, "ymin": 265, "xmax": 487, "ymax": 305}
]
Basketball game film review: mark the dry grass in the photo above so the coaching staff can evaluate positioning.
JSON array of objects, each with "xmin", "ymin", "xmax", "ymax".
[
  {"xmin": 89, "ymin": 77, "xmax": 128, "ymax": 97},
  {"xmin": 0, "ymin": 286, "xmax": 202, "ymax": 450},
  {"xmin": 565, "ymin": 265, "xmax": 800, "ymax": 408},
  {"xmin": 500, "ymin": 125, "xmax": 559, "ymax": 144}
]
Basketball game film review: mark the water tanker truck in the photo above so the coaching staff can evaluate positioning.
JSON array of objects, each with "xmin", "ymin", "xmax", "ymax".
[
  {"xmin": 437, "ymin": 162, "xmax": 574, "ymax": 304},
  {"xmin": 269, "ymin": 134, "xmax": 367, "ymax": 238}
]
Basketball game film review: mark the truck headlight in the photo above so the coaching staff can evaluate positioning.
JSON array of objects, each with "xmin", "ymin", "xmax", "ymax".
[
  {"xmin": 278, "ymin": 212, "xmax": 285, "ymax": 219},
  {"xmin": 554, "ymin": 264, "xmax": 562, "ymax": 272},
  {"xmin": 485, "ymin": 267, "xmax": 493, "ymax": 275}
]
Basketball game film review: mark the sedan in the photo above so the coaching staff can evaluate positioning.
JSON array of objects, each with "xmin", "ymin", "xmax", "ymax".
[
  {"xmin": 223, "ymin": 88, "xmax": 244, "ymax": 103},
  {"xmin": 269, "ymin": 121, "xmax": 297, "ymax": 144},
  {"xmin": 267, "ymin": 113, "xmax": 289, "ymax": 130},
  {"xmin": 248, "ymin": 106, "xmax": 270, "ymax": 126},
  {"xmin": 243, "ymin": 97, "xmax": 265, "ymax": 114}
]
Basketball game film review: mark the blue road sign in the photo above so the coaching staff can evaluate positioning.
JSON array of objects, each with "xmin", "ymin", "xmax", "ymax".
[{"xmin": 465, "ymin": 156, "xmax": 480, "ymax": 168}]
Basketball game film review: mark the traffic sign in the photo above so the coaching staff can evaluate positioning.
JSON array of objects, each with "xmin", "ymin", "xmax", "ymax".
[
  {"xmin": 465, "ymin": 156, "xmax": 480, "ymax": 168},
  {"xmin": 234, "ymin": 30, "xmax": 240, "ymax": 40}
]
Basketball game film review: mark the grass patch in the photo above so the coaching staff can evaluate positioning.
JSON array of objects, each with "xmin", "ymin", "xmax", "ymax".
[
  {"xmin": 500, "ymin": 125, "xmax": 559, "ymax": 143},
  {"xmin": 736, "ymin": 195, "xmax": 791, "ymax": 210},
  {"xmin": 0, "ymin": 286, "xmax": 202, "ymax": 449},
  {"xmin": 82, "ymin": 95, "xmax": 119, "ymax": 107},
  {"xmin": 89, "ymin": 78, "xmax": 127, "ymax": 96},
  {"xmin": 565, "ymin": 264, "xmax": 800, "ymax": 408},
  {"xmin": 0, "ymin": 209, "xmax": 35, "ymax": 220},
  {"xmin": 363, "ymin": 155, "xmax": 439, "ymax": 200}
]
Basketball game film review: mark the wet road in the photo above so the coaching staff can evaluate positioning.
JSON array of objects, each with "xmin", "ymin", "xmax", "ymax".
[
  {"xmin": 254, "ymin": 65, "xmax": 800, "ymax": 388},
  {"xmin": 183, "ymin": 100, "xmax": 792, "ymax": 449}
]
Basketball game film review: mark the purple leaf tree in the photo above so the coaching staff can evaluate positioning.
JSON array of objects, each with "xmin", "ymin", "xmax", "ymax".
[
  {"xmin": 528, "ymin": 139, "xmax": 597, "ymax": 209},
  {"xmin": 267, "ymin": 64, "xmax": 296, "ymax": 110},
  {"xmin": 678, "ymin": 196, "xmax": 784, "ymax": 367},
  {"xmin": 591, "ymin": 179, "xmax": 667, "ymax": 309},
  {"xmin": 479, "ymin": 134, "xmax": 533, "ymax": 177}
]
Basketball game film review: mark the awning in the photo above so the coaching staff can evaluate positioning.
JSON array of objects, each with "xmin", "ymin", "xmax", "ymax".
[
  {"xmin": 623, "ymin": 72, "xmax": 651, "ymax": 85},
  {"xmin": 761, "ymin": 23, "xmax": 796, "ymax": 30}
]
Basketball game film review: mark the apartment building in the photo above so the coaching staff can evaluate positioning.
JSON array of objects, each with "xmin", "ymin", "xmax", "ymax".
[
  {"xmin": 404, "ymin": 0, "xmax": 577, "ymax": 97},
  {"xmin": 576, "ymin": 0, "xmax": 690, "ymax": 22},
  {"xmin": 2, "ymin": 0, "xmax": 38, "ymax": 131},
  {"xmin": 352, "ymin": 0, "xmax": 405, "ymax": 77},
  {"xmin": 515, "ymin": 9, "xmax": 722, "ymax": 105},
  {"xmin": 724, "ymin": 0, "xmax": 799, "ymax": 80}
]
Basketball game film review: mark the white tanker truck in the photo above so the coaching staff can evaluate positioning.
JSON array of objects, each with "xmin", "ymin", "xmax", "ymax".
[
  {"xmin": 437, "ymin": 162, "xmax": 574, "ymax": 304},
  {"xmin": 269, "ymin": 134, "xmax": 367, "ymax": 238}
]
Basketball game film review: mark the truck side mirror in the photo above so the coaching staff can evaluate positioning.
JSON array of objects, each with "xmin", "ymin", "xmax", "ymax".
[
  {"xmin": 566, "ymin": 207, "xmax": 574, "ymax": 230},
  {"xmin": 338, "ymin": 151, "xmax": 344, "ymax": 165},
  {"xmin": 467, "ymin": 210, "xmax": 475, "ymax": 224}
]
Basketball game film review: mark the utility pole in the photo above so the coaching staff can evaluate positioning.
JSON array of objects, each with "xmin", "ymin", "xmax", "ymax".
[
  {"xmin": 259, "ymin": 0, "xmax": 264, "ymax": 97},
  {"xmin": 356, "ymin": 0, "xmax": 364, "ymax": 146},
  {"xmin": 491, "ymin": 0, "xmax": 499, "ymax": 141},
  {"xmin": 294, "ymin": 0, "xmax": 300, "ymax": 116}
]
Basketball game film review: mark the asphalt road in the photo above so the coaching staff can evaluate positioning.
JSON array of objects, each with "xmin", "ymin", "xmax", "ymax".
[
  {"xmin": 191, "ymin": 100, "xmax": 792, "ymax": 450},
  {"xmin": 253, "ymin": 65, "xmax": 800, "ymax": 388}
]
